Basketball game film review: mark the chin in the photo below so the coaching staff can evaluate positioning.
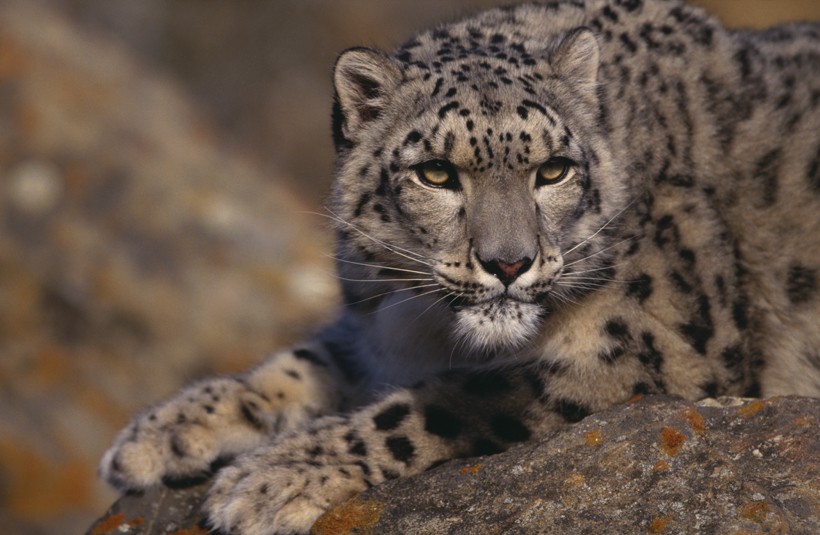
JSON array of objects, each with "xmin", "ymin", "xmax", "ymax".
[{"xmin": 453, "ymin": 298, "xmax": 543, "ymax": 354}]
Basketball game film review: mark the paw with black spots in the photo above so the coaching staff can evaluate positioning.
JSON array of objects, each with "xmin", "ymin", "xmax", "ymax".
[
  {"xmin": 100, "ymin": 378, "xmax": 284, "ymax": 490},
  {"xmin": 204, "ymin": 422, "xmax": 370, "ymax": 535}
]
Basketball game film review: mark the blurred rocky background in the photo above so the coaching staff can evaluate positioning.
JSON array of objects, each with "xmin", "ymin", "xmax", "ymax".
[{"xmin": 0, "ymin": 1, "xmax": 817, "ymax": 534}]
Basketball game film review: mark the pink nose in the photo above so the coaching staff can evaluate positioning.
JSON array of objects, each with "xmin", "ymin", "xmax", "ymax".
[{"xmin": 479, "ymin": 256, "xmax": 533, "ymax": 286}]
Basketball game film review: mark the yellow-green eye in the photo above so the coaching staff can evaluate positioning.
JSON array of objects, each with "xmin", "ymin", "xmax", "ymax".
[
  {"xmin": 415, "ymin": 160, "xmax": 460, "ymax": 189},
  {"xmin": 536, "ymin": 157, "xmax": 575, "ymax": 186}
]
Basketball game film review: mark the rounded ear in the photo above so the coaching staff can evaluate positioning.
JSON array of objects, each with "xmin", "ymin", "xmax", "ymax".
[
  {"xmin": 550, "ymin": 28, "xmax": 600, "ymax": 95},
  {"xmin": 333, "ymin": 47, "xmax": 402, "ymax": 145}
]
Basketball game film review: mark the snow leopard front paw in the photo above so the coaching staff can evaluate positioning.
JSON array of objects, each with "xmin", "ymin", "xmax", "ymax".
[
  {"xmin": 204, "ymin": 421, "xmax": 369, "ymax": 535},
  {"xmin": 100, "ymin": 377, "xmax": 287, "ymax": 490}
]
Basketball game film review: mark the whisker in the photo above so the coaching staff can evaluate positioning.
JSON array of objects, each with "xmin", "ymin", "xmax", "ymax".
[
  {"xmin": 563, "ymin": 236, "xmax": 637, "ymax": 268},
  {"xmin": 311, "ymin": 209, "xmax": 425, "ymax": 262},
  {"xmin": 563, "ymin": 200, "xmax": 635, "ymax": 257},
  {"xmin": 328, "ymin": 254, "xmax": 430, "ymax": 276},
  {"xmin": 549, "ymin": 289, "xmax": 579, "ymax": 306},
  {"xmin": 560, "ymin": 275, "xmax": 634, "ymax": 284},
  {"xmin": 414, "ymin": 291, "xmax": 457, "ymax": 321},
  {"xmin": 314, "ymin": 208, "xmax": 436, "ymax": 267},
  {"xmin": 338, "ymin": 276, "xmax": 434, "ymax": 284},
  {"xmin": 556, "ymin": 281, "xmax": 611, "ymax": 292},
  {"xmin": 563, "ymin": 262, "xmax": 628, "ymax": 276},
  {"xmin": 345, "ymin": 283, "xmax": 441, "ymax": 307},
  {"xmin": 368, "ymin": 287, "xmax": 446, "ymax": 315}
]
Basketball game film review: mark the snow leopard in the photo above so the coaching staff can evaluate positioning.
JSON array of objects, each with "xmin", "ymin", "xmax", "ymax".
[{"xmin": 99, "ymin": 1, "xmax": 820, "ymax": 533}]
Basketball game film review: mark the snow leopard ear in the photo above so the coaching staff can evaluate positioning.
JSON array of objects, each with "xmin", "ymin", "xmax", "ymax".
[
  {"xmin": 333, "ymin": 47, "xmax": 402, "ymax": 148},
  {"xmin": 550, "ymin": 28, "xmax": 600, "ymax": 95}
]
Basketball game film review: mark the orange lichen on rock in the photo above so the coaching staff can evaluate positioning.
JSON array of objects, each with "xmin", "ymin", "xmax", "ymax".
[
  {"xmin": 312, "ymin": 496, "xmax": 384, "ymax": 535},
  {"xmin": 738, "ymin": 499, "xmax": 788, "ymax": 531},
  {"xmin": 740, "ymin": 500, "xmax": 773, "ymax": 523},
  {"xmin": 168, "ymin": 527, "xmax": 209, "ymax": 535},
  {"xmin": 659, "ymin": 427, "xmax": 686, "ymax": 456},
  {"xmin": 459, "ymin": 463, "xmax": 483, "ymax": 476},
  {"xmin": 680, "ymin": 407, "xmax": 705, "ymax": 433},
  {"xmin": 653, "ymin": 460, "xmax": 670, "ymax": 472},
  {"xmin": 584, "ymin": 429, "xmax": 603, "ymax": 446},
  {"xmin": 89, "ymin": 513, "xmax": 126, "ymax": 535},
  {"xmin": 738, "ymin": 400, "xmax": 767, "ymax": 417},
  {"xmin": 649, "ymin": 516, "xmax": 671, "ymax": 534}
]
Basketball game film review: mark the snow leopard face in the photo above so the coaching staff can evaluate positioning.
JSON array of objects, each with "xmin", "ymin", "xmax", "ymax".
[{"xmin": 330, "ymin": 27, "xmax": 630, "ymax": 351}]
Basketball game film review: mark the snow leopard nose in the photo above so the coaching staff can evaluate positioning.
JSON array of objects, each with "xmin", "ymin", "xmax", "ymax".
[{"xmin": 478, "ymin": 256, "xmax": 533, "ymax": 286}]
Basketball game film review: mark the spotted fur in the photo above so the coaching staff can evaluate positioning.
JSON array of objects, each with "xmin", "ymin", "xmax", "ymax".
[{"xmin": 100, "ymin": 2, "xmax": 820, "ymax": 533}]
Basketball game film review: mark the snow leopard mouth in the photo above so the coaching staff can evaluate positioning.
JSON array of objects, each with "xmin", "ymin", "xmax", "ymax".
[
  {"xmin": 451, "ymin": 296, "xmax": 546, "ymax": 350},
  {"xmin": 448, "ymin": 284, "xmax": 551, "ymax": 311}
]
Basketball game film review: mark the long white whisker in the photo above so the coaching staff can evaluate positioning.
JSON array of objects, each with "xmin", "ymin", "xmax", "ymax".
[
  {"xmin": 338, "ymin": 276, "xmax": 434, "ymax": 283},
  {"xmin": 414, "ymin": 291, "xmax": 457, "ymax": 322},
  {"xmin": 368, "ymin": 287, "xmax": 446, "ymax": 315},
  {"xmin": 550, "ymin": 289, "xmax": 579, "ymax": 306},
  {"xmin": 329, "ymin": 254, "xmax": 430, "ymax": 276},
  {"xmin": 556, "ymin": 281, "xmax": 611, "ymax": 291},
  {"xmin": 345, "ymin": 283, "xmax": 441, "ymax": 307},
  {"xmin": 317, "ymin": 208, "xmax": 435, "ymax": 266},
  {"xmin": 560, "ymin": 275, "xmax": 634, "ymax": 284},
  {"xmin": 563, "ymin": 262, "xmax": 628, "ymax": 276},
  {"xmin": 563, "ymin": 200, "xmax": 635, "ymax": 257},
  {"xmin": 563, "ymin": 236, "xmax": 636, "ymax": 268},
  {"xmin": 307, "ymin": 209, "xmax": 431, "ymax": 265}
]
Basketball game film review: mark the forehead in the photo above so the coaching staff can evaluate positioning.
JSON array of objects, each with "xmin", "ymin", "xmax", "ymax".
[
  {"xmin": 401, "ymin": 43, "xmax": 548, "ymax": 104},
  {"xmin": 392, "ymin": 36, "xmax": 564, "ymax": 129},
  {"xmin": 390, "ymin": 67, "xmax": 571, "ymax": 170}
]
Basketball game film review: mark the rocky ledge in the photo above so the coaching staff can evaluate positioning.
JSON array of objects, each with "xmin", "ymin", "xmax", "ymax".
[{"xmin": 88, "ymin": 395, "xmax": 819, "ymax": 534}]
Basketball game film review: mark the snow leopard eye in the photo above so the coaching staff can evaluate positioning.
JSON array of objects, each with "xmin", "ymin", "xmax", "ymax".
[
  {"xmin": 535, "ymin": 157, "xmax": 575, "ymax": 187},
  {"xmin": 414, "ymin": 159, "xmax": 460, "ymax": 190}
]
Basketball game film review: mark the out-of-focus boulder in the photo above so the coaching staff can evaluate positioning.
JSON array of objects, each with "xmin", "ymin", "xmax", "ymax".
[{"xmin": 0, "ymin": 1, "xmax": 336, "ymax": 532}]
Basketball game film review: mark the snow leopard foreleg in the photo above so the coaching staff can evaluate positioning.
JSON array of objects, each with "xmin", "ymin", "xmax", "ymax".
[
  {"xmin": 99, "ymin": 341, "xmax": 357, "ymax": 490},
  {"xmin": 203, "ymin": 365, "xmax": 587, "ymax": 535}
]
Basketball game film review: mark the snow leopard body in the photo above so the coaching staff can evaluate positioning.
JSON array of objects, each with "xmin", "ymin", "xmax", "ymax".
[{"xmin": 100, "ymin": 1, "xmax": 820, "ymax": 533}]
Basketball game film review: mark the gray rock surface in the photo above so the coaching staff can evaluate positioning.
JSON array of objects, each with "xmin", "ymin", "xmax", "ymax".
[
  {"xmin": 317, "ymin": 396, "xmax": 819, "ymax": 534},
  {"xmin": 87, "ymin": 482, "xmax": 210, "ymax": 535},
  {"xmin": 88, "ymin": 396, "xmax": 820, "ymax": 534}
]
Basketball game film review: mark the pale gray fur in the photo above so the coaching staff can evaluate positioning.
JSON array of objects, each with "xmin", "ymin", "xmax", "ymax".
[{"xmin": 100, "ymin": 1, "xmax": 820, "ymax": 533}]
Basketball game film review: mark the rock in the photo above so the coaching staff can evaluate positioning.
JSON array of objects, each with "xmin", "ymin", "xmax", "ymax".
[
  {"xmin": 86, "ymin": 482, "xmax": 210, "ymax": 535},
  {"xmin": 88, "ymin": 396, "xmax": 820, "ymax": 534},
  {"xmin": 321, "ymin": 395, "xmax": 819, "ymax": 534}
]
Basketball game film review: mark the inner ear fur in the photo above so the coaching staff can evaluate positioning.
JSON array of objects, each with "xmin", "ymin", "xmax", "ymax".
[{"xmin": 333, "ymin": 47, "xmax": 402, "ymax": 144}]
